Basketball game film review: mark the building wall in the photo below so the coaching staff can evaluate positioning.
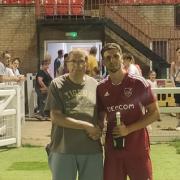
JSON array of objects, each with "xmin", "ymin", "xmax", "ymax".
[
  {"xmin": 0, "ymin": 4, "xmax": 178, "ymax": 73},
  {"xmin": 0, "ymin": 6, "xmax": 37, "ymax": 74},
  {"xmin": 135, "ymin": 5, "xmax": 174, "ymax": 26}
]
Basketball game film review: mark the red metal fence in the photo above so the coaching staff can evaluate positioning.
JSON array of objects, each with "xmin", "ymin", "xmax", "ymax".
[
  {"xmin": 1, "ymin": 0, "xmax": 180, "ymax": 63},
  {"xmin": 1, "ymin": 0, "xmax": 180, "ymax": 5}
]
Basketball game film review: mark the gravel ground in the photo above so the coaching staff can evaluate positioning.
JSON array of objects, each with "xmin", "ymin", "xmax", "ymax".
[{"xmin": 22, "ymin": 114, "xmax": 180, "ymax": 146}]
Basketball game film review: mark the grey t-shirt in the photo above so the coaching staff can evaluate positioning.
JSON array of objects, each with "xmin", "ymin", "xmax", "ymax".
[{"xmin": 45, "ymin": 74, "xmax": 102, "ymax": 154}]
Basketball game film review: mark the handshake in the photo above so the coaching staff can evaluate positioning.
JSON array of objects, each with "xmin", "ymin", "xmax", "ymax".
[{"xmin": 84, "ymin": 122, "xmax": 102, "ymax": 141}]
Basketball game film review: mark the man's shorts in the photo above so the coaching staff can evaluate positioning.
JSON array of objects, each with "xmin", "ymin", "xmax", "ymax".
[{"xmin": 104, "ymin": 150, "xmax": 152, "ymax": 180}]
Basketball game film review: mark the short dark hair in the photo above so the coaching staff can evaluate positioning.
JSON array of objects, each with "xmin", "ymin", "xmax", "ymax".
[
  {"xmin": 12, "ymin": 57, "xmax": 21, "ymax": 63},
  {"xmin": 64, "ymin": 53, "xmax": 68, "ymax": 59},
  {"xmin": 90, "ymin": 46, "xmax": 97, "ymax": 55},
  {"xmin": 176, "ymin": 47, "xmax": 180, "ymax": 52},
  {"xmin": 101, "ymin": 43, "xmax": 122, "ymax": 58},
  {"xmin": 58, "ymin": 50, "xmax": 63, "ymax": 56},
  {"xmin": 121, "ymin": 53, "xmax": 134, "ymax": 63}
]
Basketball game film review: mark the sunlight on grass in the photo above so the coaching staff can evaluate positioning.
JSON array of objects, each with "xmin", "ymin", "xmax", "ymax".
[{"xmin": 151, "ymin": 142, "xmax": 180, "ymax": 180}]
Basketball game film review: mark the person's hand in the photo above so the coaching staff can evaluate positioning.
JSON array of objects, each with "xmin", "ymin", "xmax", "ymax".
[
  {"xmin": 17, "ymin": 75, "xmax": 26, "ymax": 82},
  {"xmin": 40, "ymin": 87, "xmax": 48, "ymax": 94},
  {"xmin": 88, "ymin": 126, "xmax": 102, "ymax": 140},
  {"xmin": 84, "ymin": 123, "xmax": 102, "ymax": 140},
  {"xmin": 112, "ymin": 123, "xmax": 129, "ymax": 138}
]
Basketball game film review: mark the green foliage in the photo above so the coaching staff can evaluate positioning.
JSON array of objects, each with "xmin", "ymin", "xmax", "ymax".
[{"xmin": 169, "ymin": 140, "xmax": 180, "ymax": 154}]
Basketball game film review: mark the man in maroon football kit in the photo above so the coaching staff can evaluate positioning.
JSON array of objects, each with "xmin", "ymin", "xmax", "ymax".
[{"xmin": 97, "ymin": 43, "xmax": 160, "ymax": 180}]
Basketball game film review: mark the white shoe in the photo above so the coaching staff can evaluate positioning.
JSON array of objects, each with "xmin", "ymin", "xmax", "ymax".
[
  {"xmin": 175, "ymin": 126, "xmax": 180, "ymax": 131},
  {"xmin": 0, "ymin": 125, "xmax": 6, "ymax": 136}
]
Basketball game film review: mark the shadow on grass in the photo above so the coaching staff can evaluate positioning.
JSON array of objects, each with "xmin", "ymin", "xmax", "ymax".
[
  {"xmin": 0, "ymin": 146, "xmax": 17, "ymax": 152},
  {"xmin": 22, "ymin": 144, "xmax": 43, "ymax": 148},
  {"xmin": 8, "ymin": 162, "xmax": 49, "ymax": 171},
  {"xmin": 0, "ymin": 144, "xmax": 43, "ymax": 153}
]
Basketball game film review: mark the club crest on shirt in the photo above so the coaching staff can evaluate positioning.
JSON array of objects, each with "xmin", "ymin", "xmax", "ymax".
[{"xmin": 124, "ymin": 88, "xmax": 132, "ymax": 98}]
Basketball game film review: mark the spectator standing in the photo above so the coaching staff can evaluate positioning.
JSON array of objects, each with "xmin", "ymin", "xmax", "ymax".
[
  {"xmin": 3, "ymin": 53, "xmax": 14, "ymax": 76},
  {"xmin": 170, "ymin": 47, "xmax": 180, "ymax": 130},
  {"xmin": 0, "ymin": 51, "xmax": 24, "ymax": 83},
  {"xmin": 45, "ymin": 49, "xmax": 103, "ymax": 180},
  {"xmin": 122, "ymin": 53, "xmax": 142, "ymax": 76},
  {"xmin": 11, "ymin": 57, "xmax": 21, "ymax": 76},
  {"xmin": 57, "ymin": 53, "xmax": 69, "ymax": 75},
  {"xmin": 35, "ymin": 60, "xmax": 52, "ymax": 120},
  {"xmin": 0, "ymin": 51, "xmax": 25, "ymax": 136},
  {"xmin": 54, "ymin": 49, "xmax": 64, "ymax": 78},
  {"xmin": 147, "ymin": 70, "xmax": 158, "ymax": 88},
  {"xmin": 86, "ymin": 46, "xmax": 99, "ymax": 78},
  {"xmin": 146, "ymin": 70, "xmax": 158, "ymax": 129},
  {"xmin": 97, "ymin": 43, "xmax": 160, "ymax": 180}
]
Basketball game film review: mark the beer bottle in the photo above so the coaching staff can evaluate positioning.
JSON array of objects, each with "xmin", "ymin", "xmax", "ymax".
[{"xmin": 113, "ymin": 112, "xmax": 125, "ymax": 149}]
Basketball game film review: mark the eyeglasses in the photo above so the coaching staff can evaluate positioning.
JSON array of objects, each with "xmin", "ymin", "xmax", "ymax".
[{"xmin": 67, "ymin": 60, "xmax": 86, "ymax": 65}]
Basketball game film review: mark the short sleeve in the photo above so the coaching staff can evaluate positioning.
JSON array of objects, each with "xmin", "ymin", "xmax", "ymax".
[
  {"xmin": 36, "ymin": 70, "xmax": 44, "ymax": 78},
  {"xmin": 45, "ymin": 81, "xmax": 64, "ymax": 112},
  {"xmin": 137, "ymin": 79, "xmax": 156, "ymax": 106}
]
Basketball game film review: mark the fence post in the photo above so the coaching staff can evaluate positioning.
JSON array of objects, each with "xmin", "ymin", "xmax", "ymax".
[{"xmin": 16, "ymin": 85, "xmax": 21, "ymax": 147}]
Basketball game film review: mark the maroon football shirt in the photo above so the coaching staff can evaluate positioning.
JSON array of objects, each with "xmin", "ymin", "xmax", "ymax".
[{"xmin": 97, "ymin": 73, "xmax": 156, "ymax": 155}]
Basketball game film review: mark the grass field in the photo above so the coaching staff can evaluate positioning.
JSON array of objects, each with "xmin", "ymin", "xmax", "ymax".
[
  {"xmin": 0, "ymin": 142, "xmax": 180, "ymax": 180},
  {"xmin": 0, "ymin": 145, "xmax": 51, "ymax": 180},
  {"xmin": 151, "ymin": 141, "xmax": 180, "ymax": 180}
]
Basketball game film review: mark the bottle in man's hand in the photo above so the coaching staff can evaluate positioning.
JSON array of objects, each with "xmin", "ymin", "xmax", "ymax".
[{"xmin": 113, "ymin": 112, "xmax": 125, "ymax": 149}]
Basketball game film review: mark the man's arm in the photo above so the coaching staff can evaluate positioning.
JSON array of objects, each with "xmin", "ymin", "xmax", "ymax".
[
  {"xmin": 113, "ymin": 101, "xmax": 160, "ymax": 137},
  {"xmin": 0, "ymin": 75, "xmax": 25, "ymax": 83},
  {"xmin": 37, "ymin": 77, "xmax": 47, "ymax": 88},
  {"xmin": 170, "ymin": 62, "xmax": 176, "ymax": 86},
  {"xmin": 51, "ymin": 109, "xmax": 101, "ymax": 139}
]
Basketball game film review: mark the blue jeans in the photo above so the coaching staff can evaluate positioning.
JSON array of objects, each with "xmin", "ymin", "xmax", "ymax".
[{"xmin": 35, "ymin": 88, "xmax": 47, "ymax": 117}]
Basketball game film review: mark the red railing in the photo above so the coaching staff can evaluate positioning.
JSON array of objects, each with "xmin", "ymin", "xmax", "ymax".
[
  {"xmin": 1, "ymin": 0, "xmax": 180, "ymax": 62},
  {"xmin": 104, "ymin": 0, "xmax": 180, "ymax": 5},
  {"xmin": 97, "ymin": 4, "xmax": 180, "ymax": 62},
  {"xmin": 1, "ymin": 0, "xmax": 180, "ymax": 5},
  {"xmin": 1, "ymin": 0, "xmax": 34, "ymax": 4},
  {"xmin": 103, "ymin": 6, "xmax": 151, "ymax": 47}
]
